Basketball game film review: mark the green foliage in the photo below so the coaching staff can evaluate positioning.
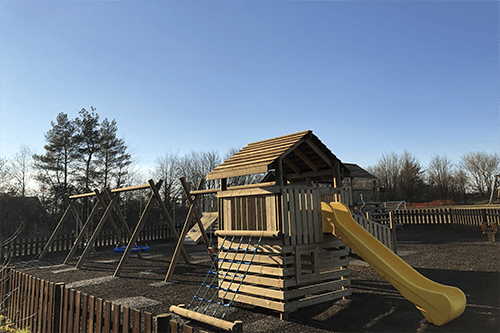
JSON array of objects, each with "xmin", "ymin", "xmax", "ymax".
[{"xmin": 32, "ymin": 107, "xmax": 133, "ymax": 215}]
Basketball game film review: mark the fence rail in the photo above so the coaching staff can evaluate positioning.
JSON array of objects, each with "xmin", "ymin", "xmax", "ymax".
[
  {"xmin": 0, "ymin": 268, "xmax": 155, "ymax": 333},
  {"xmin": 0, "ymin": 223, "xmax": 184, "ymax": 260},
  {"xmin": 393, "ymin": 208, "xmax": 500, "ymax": 226}
]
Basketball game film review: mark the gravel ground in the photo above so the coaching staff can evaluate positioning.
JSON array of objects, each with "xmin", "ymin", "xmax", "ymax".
[{"xmin": 13, "ymin": 225, "xmax": 500, "ymax": 333}]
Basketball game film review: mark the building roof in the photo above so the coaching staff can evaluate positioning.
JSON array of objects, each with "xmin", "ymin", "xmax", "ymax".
[
  {"xmin": 206, "ymin": 130, "xmax": 349, "ymax": 183},
  {"xmin": 344, "ymin": 163, "xmax": 377, "ymax": 180}
]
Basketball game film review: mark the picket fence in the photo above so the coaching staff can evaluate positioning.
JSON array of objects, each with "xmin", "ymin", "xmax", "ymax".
[
  {"xmin": 393, "ymin": 208, "xmax": 500, "ymax": 227},
  {"xmin": 0, "ymin": 224, "xmax": 183, "ymax": 260}
]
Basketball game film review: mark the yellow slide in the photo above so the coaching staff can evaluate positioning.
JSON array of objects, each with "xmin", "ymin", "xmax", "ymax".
[{"xmin": 321, "ymin": 202, "xmax": 466, "ymax": 326}]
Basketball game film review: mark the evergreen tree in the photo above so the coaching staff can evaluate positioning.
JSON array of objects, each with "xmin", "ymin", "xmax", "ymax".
[
  {"xmin": 97, "ymin": 118, "xmax": 132, "ymax": 189},
  {"xmin": 74, "ymin": 107, "xmax": 101, "ymax": 192},
  {"xmin": 33, "ymin": 112, "xmax": 78, "ymax": 212}
]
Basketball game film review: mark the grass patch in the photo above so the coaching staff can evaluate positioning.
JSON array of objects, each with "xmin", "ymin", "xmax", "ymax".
[{"xmin": 0, "ymin": 316, "xmax": 30, "ymax": 333}]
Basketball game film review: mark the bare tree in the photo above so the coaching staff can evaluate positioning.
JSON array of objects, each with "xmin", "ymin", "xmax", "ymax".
[
  {"xmin": 367, "ymin": 152, "xmax": 402, "ymax": 201},
  {"xmin": 11, "ymin": 145, "xmax": 33, "ymax": 197},
  {"xmin": 451, "ymin": 169, "xmax": 468, "ymax": 204},
  {"xmin": 460, "ymin": 151, "xmax": 500, "ymax": 196},
  {"xmin": 427, "ymin": 154, "xmax": 454, "ymax": 199},
  {"xmin": 151, "ymin": 151, "xmax": 182, "ymax": 213},
  {"xmin": 398, "ymin": 151, "xmax": 424, "ymax": 202},
  {"xmin": 0, "ymin": 156, "xmax": 11, "ymax": 194},
  {"xmin": 180, "ymin": 150, "xmax": 221, "ymax": 191}
]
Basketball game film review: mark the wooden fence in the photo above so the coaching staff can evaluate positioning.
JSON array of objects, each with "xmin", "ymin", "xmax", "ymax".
[
  {"xmin": 0, "ymin": 224, "xmax": 183, "ymax": 260},
  {"xmin": 0, "ymin": 268, "xmax": 217, "ymax": 333},
  {"xmin": 0, "ymin": 268, "xmax": 156, "ymax": 333},
  {"xmin": 393, "ymin": 208, "xmax": 500, "ymax": 227}
]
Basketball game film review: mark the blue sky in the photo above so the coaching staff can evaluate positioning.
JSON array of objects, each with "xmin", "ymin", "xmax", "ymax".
[{"xmin": 1, "ymin": 1, "xmax": 498, "ymax": 174}]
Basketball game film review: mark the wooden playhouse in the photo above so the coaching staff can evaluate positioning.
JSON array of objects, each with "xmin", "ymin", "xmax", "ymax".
[{"xmin": 203, "ymin": 130, "xmax": 360, "ymax": 319}]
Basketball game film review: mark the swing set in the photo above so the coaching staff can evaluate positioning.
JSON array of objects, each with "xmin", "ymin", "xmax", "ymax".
[{"xmin": 39, "ymin": 178, "xmax": 217, "ymax": 279}]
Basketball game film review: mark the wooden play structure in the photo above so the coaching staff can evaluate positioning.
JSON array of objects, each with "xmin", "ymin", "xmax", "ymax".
[
  {"xmin": 39, "ymin": 180, "xmax": 195, "ymax": 279},
  {"xmin": 170, "ymin": 130, "xmax": 396, "ymax": 330}
]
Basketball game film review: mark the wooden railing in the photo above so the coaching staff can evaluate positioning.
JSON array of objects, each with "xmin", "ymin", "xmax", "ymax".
[
  {"xmin": 393, "ymin": 208, "xmax": 500, "ymax": 227},
  {"xmin": 0, "ymin": 224, "xmax": 182, "ymax": 260},
  {"xmin": 351, "ymin": 213, "xmax": 395, "ymax": 252},
  {"xmin": 0, "ymin": 268, "xmax": 154, "ymax": 333}
]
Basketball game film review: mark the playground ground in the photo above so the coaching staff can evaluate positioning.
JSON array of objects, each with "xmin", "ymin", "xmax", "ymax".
[{"xmin": 15, "ymin": 224, "xmax": 500, "ymax": 333}]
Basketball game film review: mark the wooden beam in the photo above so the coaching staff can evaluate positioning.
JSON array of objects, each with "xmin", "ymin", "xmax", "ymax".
[
  {"xmin": 65, "ymin": 196, "xmax": 84, "ymax": 232},
  {"xmin": 190, "ymin": 181, "xmax": 277, "ymax": 195},
  {"xmin": 276, "ymin": 158, "xmax": 284, "ymax": 187},
  {"xmin": 169, "ymin": 305, "xmax": 242, "ymax": 332},
  {"xmin": 76, "ymin": 195, "xmax": 119, "ymax": 268},
  {"xmin": 94, "ymin": 190, "xmax": 126, "ymax": 246},
  {"xmin": 285, "ymin": 169, "xmax": 333, "ymax": 181},
  {"xmin": 104, "ymin": 188, "xmax": 134, "ymax": 239},
  {"xmin": 215, "ymin": 230, "xmax": 281, "ymax": 238},
  {"xmin": 113, "ymin": 180, "xmax": 164, "ymax": 277},
  {"xmin": 63, "ymin": 191, "xmax": 102, "ymax": 264},
  {"xmin": 283, "ymin": 157, "xmax": 301, "ymax": 175},
  {"xmin": 39, "ymin": 197, "xmax": 73, "ymax": 259},
  {"xmin": 305, "ymin": 139, "xmax": 332, "ymax": 168},
  {"xmin": 164, "ymin": 179, "xmax": 203, "ymax": 282},
  {"xmin": 206, "ymin": 165, "xmax": 269, "ymax": 181},
  {"xmin": 179, "ymin": 177, "xmax": 213, "ymax": 262},
  {"xmin": 293, "ymin": 148, "xmax": 318, "ymax": 173},
  {"xmin": 147, "ymin": 179, "xmax": 190, "ymax": 264},
  {"xmin": 69, "ymin": 183, "xmax": 153, "ymax": 199}
]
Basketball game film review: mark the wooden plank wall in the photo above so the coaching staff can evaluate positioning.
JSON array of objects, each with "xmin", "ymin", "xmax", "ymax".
[
  {"xmin": 282, "ymin": 186, "xmax": 323, "ymax": 246},
  {"xmin": 394, "ymin": 208, "xmax": 500, "ymax": 226},
  {"xmin": 0, "ymin": 268, "xmax": 153, "ymax": 333},
  {"xmin": 0, "ymin": 224, "xmax": 179, "ymax": 260},
  {"xmin": 218, "ymin": 188, "xmax": 280, "ymax": 234},
  {"xmin": 217, "ymin": 236, "xmax": 350, "ymax": 313}
]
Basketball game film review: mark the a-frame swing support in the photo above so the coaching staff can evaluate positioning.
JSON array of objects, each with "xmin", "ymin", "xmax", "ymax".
[
  {"xmin": 113, "ymin": 179, "xmax": 192, "ymax": 277},
  {"xmin": 164, "ymin": 177, "xmax": 215, "ymax": 283},
  {"xmin": 40, "ymin": 180, "xmax": 190, "ymax": 273}
]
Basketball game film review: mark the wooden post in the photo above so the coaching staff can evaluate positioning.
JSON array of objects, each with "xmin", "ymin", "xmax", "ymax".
[
  {"xmin": 164, "ymin": 180, "xmax": 203, "ymax": 283},
  {"xmin": 113, "ymin": 180, "xmax": 164, "ymax": 277},
  {"xmin": 155, "ymin": 313, "xmax": 172, "ymax": 333},
  {"xmin": 147, "ymin": 179, "xmax": 190, "ymax": 264},
  {"xmin": 52, "ymin": 282, "xmax": 65, "ymax": 333},
  {"xmin": 389, "ymin": 211, "xmax": 398, "ymax": 254},
  {"xmin": 39, "ymin": 198, "xmax": 73, "ymax": 259},
  {"xmin": 65, "ymin": 195, "xmax": 84, "ymax": 234},
  {"xmin": 103, "ymin": 188, "xmax": 144, "ymax": 259},
  {"xmin": 179, "ymin": 177, "xmax": 214, "ymax": 262},
  {"xmin": 94, "ymin": 190, "xmax": 126, "ymax": 245},
  {"xmin": 63, "ymin": 192, "xmax": 102, "ymax": 264},
  {"xmin": 104, "ymin": 188, "xmax": 135, "ymax": 239},
  {"xmin": 76, "ymin": 195, "xmax": 119, "ymax": 268}
]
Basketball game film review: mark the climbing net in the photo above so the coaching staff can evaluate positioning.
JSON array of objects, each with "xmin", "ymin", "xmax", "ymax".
[{"xmin": 187, "ymin": 235, "xmax": 262, "ymax": 320}]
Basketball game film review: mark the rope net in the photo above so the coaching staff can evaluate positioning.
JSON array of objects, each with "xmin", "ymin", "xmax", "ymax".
[{"xmin": 187, "ymin": 235, "xmax": 262, "ymax": 319}]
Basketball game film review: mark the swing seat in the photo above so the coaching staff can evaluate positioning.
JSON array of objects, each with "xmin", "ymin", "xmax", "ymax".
[{"xmin": 113, "ymin": 245, "xmax": 150, "ymax": 253}]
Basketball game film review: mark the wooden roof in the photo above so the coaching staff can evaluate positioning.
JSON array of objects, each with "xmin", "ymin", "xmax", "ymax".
[
  {"xmin": 344, "ymin": 163, "xmax": 377, "ymax": 180},
  {"xmin": 206, "ymin": 130, "xmax": 349, "ymax": 183}
]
